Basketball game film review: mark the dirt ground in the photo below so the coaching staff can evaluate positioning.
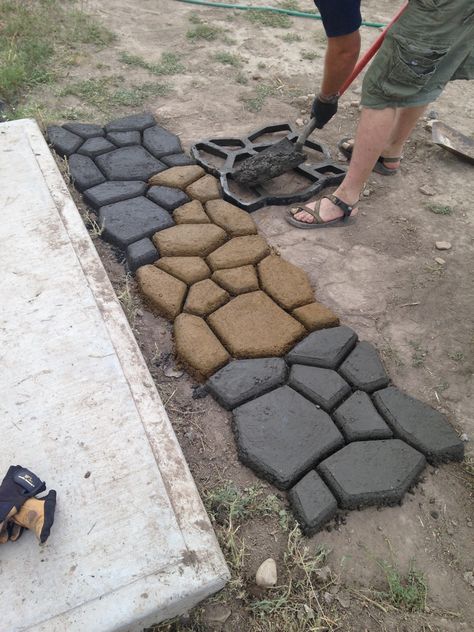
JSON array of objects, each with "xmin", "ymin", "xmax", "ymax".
[{"xmin": 36, "ymin": 0, "xmax": 474, "ymax": 629}]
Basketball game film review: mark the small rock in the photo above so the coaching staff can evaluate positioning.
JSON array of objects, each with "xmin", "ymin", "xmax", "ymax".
[
  {"xmin": 203, "ymin": 604, "xmax": 232, "ymax": 624},
  {"xmin": 362, "ymin": 186, "xmax": 373, "ymax": 197},
  {"xmin": 427, "ymin": 109, "xmax": 439, "ymax": 120},
  {"xmin": 252, "ymin": 73, "xmax": 262, "ymax": 80},
  {"xmin": 419, "ymin": 185, "xmax": 435, "ymax": 196},
  {"xmin": 463, "ymin": 571, "xmax": 474, "ymax": 588},
  {"xmin": 256, "ymin": 558, "xmax": 277, "ymax": 588},
  {"xmin": 295, "ymin": 118, "xmax": 304, "ymax": 127},
  {"xmin": 350, "ymin": 100, "xmax": 359, "ymax": 108},
  {"xmin": 315, "ymin": 566, "xmax": 332, "ymax": 582},
  {"xmin": 323, "ymin": 591, "xmax": 333, "ymax": 605},
  {"xmin": 162, "ymin": 357, "xmax": 184, "ymax": 378},
  {"xmin": 435, "ymin": 241, "xmax": 452, "ymax": 250},
  {"xmin": 434, "ymin": 257, "xmax": 446, "ymax": 265},
  {"xmin": 431, "ymin": 510, "xmax": 439, "ymax": 519},
  {"xmin": 429, "ymin": 497, "xmax": 436, "ymax": 504},
  {"xmin": 337, "ymin": 152, "xmax": 348, "ymax": 162},
  {"xmin": 460, "ymin": 433, "xmax": 469, "ymax": 442}
]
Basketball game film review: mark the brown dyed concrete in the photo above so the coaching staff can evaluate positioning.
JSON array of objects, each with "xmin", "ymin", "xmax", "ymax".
[{"xmin": 137, "ymin": 265, "xmax": 186, "ymax": 320}]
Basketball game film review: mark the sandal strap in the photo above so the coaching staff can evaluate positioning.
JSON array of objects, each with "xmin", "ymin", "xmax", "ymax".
[
  {"xmin": 380, "ymin": 156, "xmax": 402, "ymax": 162},
  {"xmin": 290, "ymin": 205, "xmax": 323, "ymax": 223},
  {"xmin": 323, "ymin": 194, "xmax": 356, "ymax": 219}
]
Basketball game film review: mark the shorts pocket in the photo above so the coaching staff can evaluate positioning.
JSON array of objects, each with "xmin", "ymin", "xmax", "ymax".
[{"xmin": 380, "ymin": 34, "xmax": 449, "ymax": 98}]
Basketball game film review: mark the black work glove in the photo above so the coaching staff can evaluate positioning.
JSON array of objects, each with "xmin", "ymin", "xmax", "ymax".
[
  {"xmin": 0, "ymin": 466, "xmax": 46, "ymax": 542},
  {"xmin": 311, "ymin": 94, "xmax": 339, "ymax": 129}
]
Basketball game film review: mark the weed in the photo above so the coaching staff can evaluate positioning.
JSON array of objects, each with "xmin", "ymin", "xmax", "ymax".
[
  {"xmin": 241, "ymin": 82, "xmax": 281, "ymax": 112},
  {"xmin": 378, "ymin": 561, "xmax": 427, "ymax": 611},
  {"xmin": 245, "ymin": 10, "xmax": 292, "ymax": 29},
  {"xmin": 119, "ymin": 51, "xmax": 184, "ymax": 75},
  {"xmin": 83, "ymin": 211, "xmax": 104, "ymax": 237},
  {"xmin": 448, "ymin": 351, "xmax": 464, "ymax": 362},
  {"xmin": 301, "ymin": 50, "xmax": 319, "ymax": 61},
  {"xmin": 428, "ymin": 203, "xmax": 452, "ymax": 215},
  {"xmin": 214, "ymin": 51, "xmax": 242, "ymax": 67},
  {"xmin": 221, "ymin": 34, "xmax": 238, "ymax": 46},
  {"xmin": 187, "ymin": 22, "xmax": 222, "ymax": 41},
  {"xmin": 117, "ymin": 275, "xmax": 139, "ymax": 330},
  {"xmin": 235, "ymin": 72, "xmax": 249, "ymax": 85},
  {"xmin": 188, "ymin": 13, "xmax": 203, "ymax": 25},
  {"xmin": 409, "ymin": 341, "xmax": 428, "ymax": 368},
  {"xmin": 281, "ymin": 33, "xmax": 302, "ymax": 43},
  {"xmin": 0, "ymin": 0, "xmax": 115, "ymax": 105},
  {"xmin": 278, "ymin": 0, "xmax": 301, "ymax": 10},
  {"xmin": 60, "ymin": 76, "xmax": 170, "ymax": 111}
]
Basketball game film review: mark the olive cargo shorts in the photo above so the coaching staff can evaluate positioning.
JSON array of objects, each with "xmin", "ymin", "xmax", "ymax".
[{"xmin": 361, "ymin": 0, "xmax": 474, "ymax": 109}]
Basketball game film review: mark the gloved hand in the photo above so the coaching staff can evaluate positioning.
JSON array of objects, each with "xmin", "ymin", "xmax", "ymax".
[
  {"xmin": 311, "ymin": 94, "xmax": 339, "ymax": 129},
  {"xmin": 10, "ymin": 490, "xmax": 57, "ymax": 544},
  {"xmin": 0, "ymin": 466, "xmax": 46, "ymax": 539}
]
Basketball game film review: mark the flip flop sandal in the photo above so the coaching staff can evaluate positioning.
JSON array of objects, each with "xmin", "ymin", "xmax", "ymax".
[
  {"xmin": 287, "ymin": 194, "xmax": 357, "ymax": 229},
  {"xmin": 338, "ymin": 137, "xmax": 401, "ymax": 176}
]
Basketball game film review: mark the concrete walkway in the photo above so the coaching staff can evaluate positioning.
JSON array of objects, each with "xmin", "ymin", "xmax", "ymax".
[{"xmin": 0, "ymin": 119, "xmax": 228, "ymax": 632}]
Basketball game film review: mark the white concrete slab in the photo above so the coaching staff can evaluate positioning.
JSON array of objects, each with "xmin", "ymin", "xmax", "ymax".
[{"xmin": 0, "ymin": 119, "xmax": 229, "ymax": 632}]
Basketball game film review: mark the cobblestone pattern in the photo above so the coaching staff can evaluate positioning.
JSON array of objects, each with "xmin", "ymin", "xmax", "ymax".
[{"xmin": 49, "ymin": 113, "xmax": 464, "ymax": 534}]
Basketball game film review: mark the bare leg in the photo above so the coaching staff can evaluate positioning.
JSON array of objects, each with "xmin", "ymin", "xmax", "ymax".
[
  {"xmin": 293, "ymin": 104, "xmax": 428, "ymax": 224},
  {"xmin": 320, "ymin": 31, "xmax": 361, "ymax": 98}
]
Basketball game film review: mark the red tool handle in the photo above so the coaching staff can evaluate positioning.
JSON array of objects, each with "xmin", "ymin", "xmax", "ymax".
[{"xmin": 339, "ymin": 2, "xmax": 408, "ymax": 96}]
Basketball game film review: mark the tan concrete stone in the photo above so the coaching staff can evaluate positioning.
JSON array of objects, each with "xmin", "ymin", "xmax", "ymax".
[
  {"xmin": 153, "ymin": 224, "xmax": 227, "ymax": 257},
  {"xmin": 148, "ymin": 165, "xmax": 205, "ymax": 189},
  {"xmin": 185, "ymin": 174, "xmax": 221, "ymax": 202},
  {"xmin": 184, "ymin": 279, "xmax": 229, "ymax": 317},
  {"xmin": 292, "ymin": 302, "xmax": 340, "ymax": 331},
  {"xmin": 207, "ymin": 235, "xmax": 270, "ymax": 271},
  {"xmin": 208, "ymin": 291, "xmax": 305, "ymax": 358},
  {"xmin": 173, "ymin": 200, "xmax": 210, "ymax": 225},
  {"xmin": 205, "ymin": 199, "xmax": 257, "ymax": 237},
  {"xmin": 174, "ymin": 313, "xmax": 230, "ymax": 380},
  {"xmin": 155, "ymin": 256, "xmax": 211, "ymax": 285},
  {"xmin": 212, "ymin": 265, "xmax": 259, "ymax": 295},
  {"xmin": 258, "ymin": 255, "xmax": 314, "ymax": 311},
  {"xmin": 136, "ymin": 265, "xmax": 186, "ymax": 321}
]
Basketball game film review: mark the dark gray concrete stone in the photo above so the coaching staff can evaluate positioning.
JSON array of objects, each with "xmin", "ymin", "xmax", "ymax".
[
  {"xmin": 106, "ymin": 131, "xmax": 141, "ymax": 147},
  {"xmin": 105, "ymin": 112, "xmax": 156, "ymax": 133},
  {"xmin": 95, "ymin": 146, "xmax": 166, "ymax": 181},
  {"xmin": 318, "ymin": 439, "xmax": 426, "ymax": 509},
  {"xmin": 69, "ymin": 154, "xmax": 105, "ymax": 192},
  {"xmin": 77, "ymin": 137, "xmax": 116, "ymax": 158},
  {"xmin": 143, "ymin": 125, "xmax": 182, "ymax": 158},
  {"xmin": 99, "ymin": 197, "xmax": 174, "ymax": 250},
  {"xmin": 126, "ymin": 238, "xmax": 159, "ymax": 272},
  {"xmin": 207, "ymin": 358, "xmax": 287, "ymax": 410},
  {"xmin": 333, "ymin": 390, "xmax": 393, "ymax": 441},
  {"xmin": 83, "ymin": 181, "xmax": 147, "ymax": 210},
  {"xmin": 47, "ymin": 125, "xmax": 83, "ymax": 156},
  {"xmin": 286, "ymin": 326, "xmax": 358, "ymax": 369},
  {"xmin": 289, "ymin": 365, "xmax": 351, "ymax": 412},
  {"xmin": 288, "ymin": 470, "xmax": 338, "ymax": 536},
  {"xmin": 233, "ymin": 386, "xmax": 344, "ymax": 489},
  {"xmin": 339, "ymin": 341, "xmax": 389, "ymax": 393},
  {"xmin": 373, "ymin": 387, "xmax": 464, "ymax": 464},
  {"xmin": 162, "ymin": 153, "xmax": 196, "ymax": 167},
  {"xmin": 147, "ymin": 186, "xmax": 190, "ymax": 212},
  {"xmin": 63, "ymin": 123, "xmax": 105, "ymax": 139}
]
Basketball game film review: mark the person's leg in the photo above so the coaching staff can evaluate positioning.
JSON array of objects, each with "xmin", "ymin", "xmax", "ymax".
[
  {"xmin": 293, "ymin": 103, "xmax": 428, "ymax": 224},
  {"xmin": 320, "ymin": 31, "xmax": 361, "ymax": 98}
]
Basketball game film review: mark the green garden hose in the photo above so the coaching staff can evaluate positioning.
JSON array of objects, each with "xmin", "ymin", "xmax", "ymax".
[{"xmin": 175, "ymin": 0, "xmax": 386, "ymax": 29}]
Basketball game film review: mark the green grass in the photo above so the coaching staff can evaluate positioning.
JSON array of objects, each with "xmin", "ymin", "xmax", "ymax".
[
  {"xmin": 119, "ymin": 51, "xmax": 184, "ymax": 75},
  {"xmin": 427, "ymin": 203, "xmax": 453, "ymax": 215},
  {"xmin": 278, "ymin": 0, "xmax": 301, "ymax": 10},
  {"xmin": 0, "ymin": 0, "xmax": 115, "ymax": 105},
  {"xmin": 244, "ymin": 10, "xmax": 292, "ymax": 28},
  {"xmin": 235, "ymin": 72, "xmax": 249, "ymax": 85},
  {"xmin": 281, "ymin": 33, "xmax": 302, "ymax": 43},
  {"xmin": 186, "ymin": 20, "xmax": 222, "ymax": 41},
  {"xmin": 241, "ymin": 83, "xmax": 280, "ymax": 112},
  {"xmin": 59, "ymin": 76, "xmax": 170, "ymax": 111},
  {"xmin": 409, "ymin": 341, "xmax": 428, "ymax": 368},
  {"xmin": 301, "ymin": 50, "xmax": 319, "ymax": 61},
  {"xmin": 213, "ymin": 51, "xmax": 242, "ymax": 67},
  {"xmin": 378, "ymin": 561, "xmax": 427, "ymax": 611}
]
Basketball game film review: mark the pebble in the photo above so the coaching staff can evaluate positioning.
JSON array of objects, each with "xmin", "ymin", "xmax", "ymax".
[
  {"xmin": 435, "ymin": 241, "xmax": 452, "ymax": 250},
  {"xmin": 362, "ymin": 187, "xmax": 373, "ymax": 197},
  {"xmin": 435, "ymin": 257, "xmax": 446, "ymax": 265},
  {"xmin": 295, "ymin": 118, "xmax": 304, "ymax": 127},
  {"xmin": 256, "ymin": 558, "xmax": 277, "ymax": 588},
  {"xmin": 431, "ymin": 510, "xmax": 439, "ymax": 519},
  {"xmin": 460, "ymin": 433, "xmax": 469, "ymax": 442},
  {"xmin": 336, "ymin": 593, "xmax": 351, "ymax": 609},
  {"xmin": 419, "ymin": 185, "xmax": 435, "ymax": 196},
  {"xmin": 350, "ymin": 100, "xmax": 359, "ymax": 108},
  {"xmin": 323, "ymin": 591, "xmax": 333, "ymax": 605},
  {"xmin": 203, "ymin": 604, "xmax": 231, "ymax": 624}
]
